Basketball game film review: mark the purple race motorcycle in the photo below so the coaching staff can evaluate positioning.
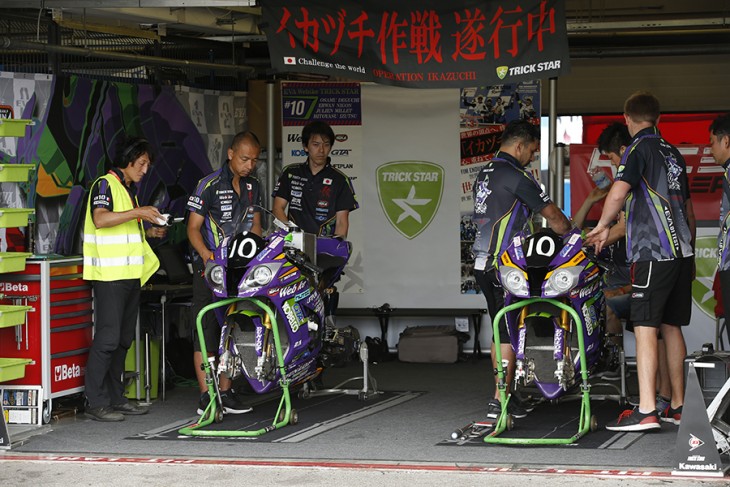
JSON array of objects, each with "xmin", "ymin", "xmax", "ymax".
[
  {"xmin": 180, "ymin": 206, "xmax": 351, "ymax": 436},
  {"xmin": 486, "ymin": 227, "xmax": 619, "ymax": 444}
]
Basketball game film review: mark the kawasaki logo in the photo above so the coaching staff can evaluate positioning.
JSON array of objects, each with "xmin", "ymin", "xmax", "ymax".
[
  {"xmin": 0, "ymin": 282, "xmax": 28, "ymax": 292},
  {"xmin": 54, "ymin": 363, "xmax": 83, "ymax": 381},
  {"xmin": 376, "ymin": 161, "xmax": 444, "ymax": 240},
  {"xmin": 692, "ymin": 236, "xmax": 719, "ymax": 319}
]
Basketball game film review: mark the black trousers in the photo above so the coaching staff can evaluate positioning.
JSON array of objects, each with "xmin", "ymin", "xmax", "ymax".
[
  {"xmin": 474, "ymin": 268, "xmax": 509, "ymax": 343},
  {"xmin": 85, "ymin": 279, "xmax": 140, "ymax": 409}
]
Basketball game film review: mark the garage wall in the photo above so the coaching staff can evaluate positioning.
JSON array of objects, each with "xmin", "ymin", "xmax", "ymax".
[{"xmin": 546, "ymin": 54, "xmax": 730, "ymax": 114}]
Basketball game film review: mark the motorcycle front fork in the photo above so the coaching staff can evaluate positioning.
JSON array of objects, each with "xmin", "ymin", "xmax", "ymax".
[
  {"xmin": 255, "ymin": 313, "xmax": 274, "ymax": 379},
  {"xmin": 513, "ymin": 304, "xmax": 572, "ymax": 387}
]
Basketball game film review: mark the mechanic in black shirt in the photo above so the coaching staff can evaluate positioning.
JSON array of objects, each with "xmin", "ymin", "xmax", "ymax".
[
  {"xmin": 588, "ymin": 92, "xmax": 695, "ymax": 431},
  {"xmin": 272, "ymin": 121, "xmax": 358, "ymax": 238},
  {"xmin": 272, "ymin": 120, "xmax": 358, "ymax": 327}
]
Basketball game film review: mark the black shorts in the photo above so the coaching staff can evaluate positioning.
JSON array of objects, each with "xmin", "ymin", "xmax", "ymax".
[
  {"xmin": 191, "ymin": 259, "xmax": 222, "ymax": 354},
  {"xmin": 474, "ymin": 268, "xmax": 509, "ymax": 343},
  {"xmin": 629, "ymin": 257, "xmax": 693, "ymax": 328}
]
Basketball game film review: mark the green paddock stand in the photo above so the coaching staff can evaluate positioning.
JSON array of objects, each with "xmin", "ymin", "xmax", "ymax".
[
  {"xmin": 178, "ymin": 297, "xmax": 295, "ymax": 437},
  {"xmin": 484, "ymin": 297, "xmax": 596, "ymax": 445}
]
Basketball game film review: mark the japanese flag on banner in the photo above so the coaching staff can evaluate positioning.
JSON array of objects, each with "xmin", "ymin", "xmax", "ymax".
[{"xmin": 261, "ymin": 0, "xmax": 570, "ymax": 88}]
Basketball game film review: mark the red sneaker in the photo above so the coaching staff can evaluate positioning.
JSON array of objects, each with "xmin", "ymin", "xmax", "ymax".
[
  {"xmin": 606, "ymin": 407, "xmax": 661, "ymax": 431},
  {"xmin": 659, "ymin": 405, "xmax": 682, "ymax": 425}
]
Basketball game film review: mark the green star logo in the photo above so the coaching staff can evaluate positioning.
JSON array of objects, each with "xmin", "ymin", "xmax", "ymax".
[
  {"xmin": 692, "ymin": 236, "xmax": 719, "ymax": 318},
  {"xmin": 376, "ymin": 161, "xmax": 444, "ymax": 240}
]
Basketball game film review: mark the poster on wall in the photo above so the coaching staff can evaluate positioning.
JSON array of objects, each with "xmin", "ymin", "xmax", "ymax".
[
  {"xmin": 280, "ymin": 81, "xmax": 364, "ymax": 293},
  {"xmin": 261, "ymin": 0, "xmax": 570, "ymax": 88},
  {"xmin": 458, "ymin": 80, "xmax": 541, "ymax": 294}
]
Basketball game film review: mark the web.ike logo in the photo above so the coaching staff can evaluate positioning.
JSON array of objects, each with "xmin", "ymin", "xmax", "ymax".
[{"xmin": 54, "ymin": 363, "xmax": 83, "ymax": 382}]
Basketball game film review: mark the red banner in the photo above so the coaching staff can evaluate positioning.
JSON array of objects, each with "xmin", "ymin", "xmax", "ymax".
[
  {"xmin": 261, "ymin": 0, "xmax": 570, "ymax": 88},
  {"xmin": 570, "ymin": 144, "xmax": 721, "ymax": 227}
]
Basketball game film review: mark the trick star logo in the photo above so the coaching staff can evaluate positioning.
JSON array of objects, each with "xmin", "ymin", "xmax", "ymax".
[
  {"xmin": 376, "ymin": 161, "xmax": 444, "ymax": 239},
  {"xmin": 692, "ymin": 236, "xmax": 719, "ymax": 318}
]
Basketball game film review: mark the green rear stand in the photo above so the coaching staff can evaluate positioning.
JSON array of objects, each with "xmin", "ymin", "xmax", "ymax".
[
  {"xmin": 484, "ymin": 297, "xmax": 595, "ymax": 445},
  {"xmin": 179, "ymin": 297, "xmax": 293, "ymax": 437}
]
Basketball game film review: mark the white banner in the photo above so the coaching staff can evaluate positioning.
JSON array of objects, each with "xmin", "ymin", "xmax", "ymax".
[{"xmin": 343, "ymin": 84, "xmax": 483, "ymax": 309}]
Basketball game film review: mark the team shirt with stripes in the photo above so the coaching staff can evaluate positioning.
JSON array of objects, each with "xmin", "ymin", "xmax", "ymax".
[
  {"xmin": 186, "ymin": 163, "xmax": 262, "ymax": 262},
  {"xmin": 471, "ymin": 152, "xmax": 550, "ymax": 271},
  {"xmin": 615, "ymin": 126, "xmax": 693, "ymax": 263}
]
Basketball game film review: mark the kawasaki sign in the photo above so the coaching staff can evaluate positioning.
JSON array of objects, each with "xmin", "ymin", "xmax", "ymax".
[{"xmin": 376, "ymin": 161, "xmax": 444, "ymax": 240}]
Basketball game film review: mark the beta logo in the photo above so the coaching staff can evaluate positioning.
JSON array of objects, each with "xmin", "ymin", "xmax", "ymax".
[
  {"xmin": 54, "ymin": 363, "xmax": 83, "ymax": 382},
  {"xmin": 0, "ymin": 282, "xmax": 28, "ymax": 293}
]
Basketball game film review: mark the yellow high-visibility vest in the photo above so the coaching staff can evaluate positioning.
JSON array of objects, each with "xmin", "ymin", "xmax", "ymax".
[{"xmin": 82, "ymin": 172, "xmax": 159, "ymax": 284}]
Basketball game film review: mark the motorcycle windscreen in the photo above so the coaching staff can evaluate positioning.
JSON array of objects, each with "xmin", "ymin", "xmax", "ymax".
[
  {"xmin": 522, "ymin": 231, "xmax": 564, "ymax": 295},
  {"xmin": 226, "ymin": 232, "xmax": 265, "ymax": 296}
]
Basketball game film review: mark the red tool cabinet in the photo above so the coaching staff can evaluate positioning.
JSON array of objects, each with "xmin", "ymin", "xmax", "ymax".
[{"xmin": 0, "ymin": 256, "xmax": 91, "ymax": 423}]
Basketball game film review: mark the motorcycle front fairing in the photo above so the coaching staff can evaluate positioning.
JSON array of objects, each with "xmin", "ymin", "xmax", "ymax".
[
  {"xmin": 498, "ymin": 228, "xmax": 605, "ymax": 399},
  {"xmin": 183, "ymin": 207, "xmax": 352, "ymax": 437},
  {"xmin": 226, "ymin": 229, "xmax": 329, "ymax": 392},
  {"xmin": 204, "ymin": 210, "xmax": 352, "ymax": 394}
]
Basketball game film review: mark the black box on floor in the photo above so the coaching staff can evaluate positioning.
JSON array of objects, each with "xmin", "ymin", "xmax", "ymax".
[
  {"xmin": 397, "ymin": 325, "xmax": 465, "ymax": 364},
  {"xmin": 684, "ymin": 348, "xmax": 730, "ymax": 404}
]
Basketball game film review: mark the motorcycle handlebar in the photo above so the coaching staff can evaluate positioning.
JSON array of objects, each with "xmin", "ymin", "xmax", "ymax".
[
  {"xmin": 285, "ymin": 248, "xmax": 324, "ymax": 276},
  {"xmin": 582, "ymin": 245, "xmax": 612, "ymax": 273}
]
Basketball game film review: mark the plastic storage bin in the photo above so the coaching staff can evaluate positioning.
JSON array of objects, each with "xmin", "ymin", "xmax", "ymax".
[
  {"xmin": 0, "ymin": 305, "xmax": 32, "ymax": 328},
  {"xmin": 0, "ymin": 208, "xmax": 34, "ymax": 228},
  {"xmin": 0, "ymin": 164, "xmax": 35, "ymax": 183},
  {"xmin": 0, "ymin": 253, "xmax": 32, "ymax": 273},
  {"xmin": 0, "ymin": 119, "xmax": 33, "ymax": 137},
  {"xmin": 0, "ymin": 358, "xmax": 32, "ymax": 382}
]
